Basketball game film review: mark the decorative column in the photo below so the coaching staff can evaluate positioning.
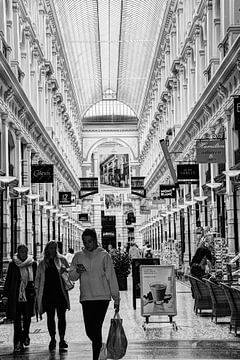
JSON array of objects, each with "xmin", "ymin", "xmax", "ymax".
[
  {"xmin": 224, "ymin": 110, "xmax": 235, "ymax": 255},
  {"xmin": 15, "ymin": 130, "xmax": 24, "ymax": 244},
  {"xmin": 1, "ymin": 114, "xmax": 11, "ymax": 265}
]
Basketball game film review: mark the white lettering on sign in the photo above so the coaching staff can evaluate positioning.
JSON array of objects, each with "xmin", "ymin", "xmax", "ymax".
[
  {"xmin": 33, "ymin": 170, "xmax": 51, "ymax": 176},
  {"xmin": 237, "ymin": 103, "xmax": 240, "ymax": 112}
]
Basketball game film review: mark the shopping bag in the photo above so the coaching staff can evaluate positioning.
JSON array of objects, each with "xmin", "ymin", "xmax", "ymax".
[
  {"xmin": 106, "ymin": 312, "xmax": 128, "ymax": 359},
  {"xmin": 61, "ymin": 272, "xmax": 74, "ymax": 291},
  {"xmin": 98, "ymin": 343, "xmax": 107, "ymax": 360}
]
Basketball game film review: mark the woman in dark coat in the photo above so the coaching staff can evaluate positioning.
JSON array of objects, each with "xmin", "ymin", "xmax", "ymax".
[
  {"xmin": 2, "ymin": 244, "xmax": 37, "ymax": 353},
  {"xmin": 35, "ymin": 240, "xmax": 70, "ymax": 352}
]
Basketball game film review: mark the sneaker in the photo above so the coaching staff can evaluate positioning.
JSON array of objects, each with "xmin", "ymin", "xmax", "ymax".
[
  {"xmin": 59, "ymin": 339, "xmax": 68, "ymax": 350},
  {"xmin": 48, "ymin": 339, "xmax": 56, "ymax": 351},
  {"xmin": 23, "ymin": 336, "xmax": 30, "ymax": 346},
  {"xmin": 14, "ymin": 341, "xmax": 23, "ymax": 353}
]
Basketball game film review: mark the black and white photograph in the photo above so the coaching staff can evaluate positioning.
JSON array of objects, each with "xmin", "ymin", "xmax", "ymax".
[{"xmin": 0, "ymin": 1, "xmax": 240, "ymax": 359}]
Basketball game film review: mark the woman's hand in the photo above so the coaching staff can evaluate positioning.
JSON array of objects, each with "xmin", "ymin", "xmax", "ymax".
[
  {"xmin": 114, "ymin": 302, "xmax": 120, "ymax": 313},
  {"xmin": 76, "ymin": 264, "xmax": 87, "ymax": 275}
]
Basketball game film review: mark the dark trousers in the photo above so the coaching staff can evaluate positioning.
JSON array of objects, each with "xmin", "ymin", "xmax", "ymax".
[
  {"xmin": 14, "ymin": 301, "xmax": 32, "ymax": 345},
  {"xmin": 45, "ymin": 302, "xmax": 67, "ymax": 340},
  {"xmin": 82, "ymin": 300, "xmax": 109, "ymax": 360}
]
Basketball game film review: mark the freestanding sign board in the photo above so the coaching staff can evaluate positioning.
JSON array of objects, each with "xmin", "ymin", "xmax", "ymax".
[
  {"xmin": 140, "ymin": 265, "xmax": 177, "ymax": 318},
  {"xmin": 132, "ymin": 258, "xmax": 160, "ymax": 309}
]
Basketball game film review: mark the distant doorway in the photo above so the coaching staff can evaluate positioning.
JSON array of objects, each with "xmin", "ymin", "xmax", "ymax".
[{"xmin": 101, "ymin": 211, "xmax": 116, "ymax": 250}]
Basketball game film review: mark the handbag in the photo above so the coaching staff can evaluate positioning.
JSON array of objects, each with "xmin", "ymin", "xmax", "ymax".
[
  {"xmin": 106, "ymin": 312, "xmax": 128, "ymax": 359},
  {"xmin": 61, "ymin": 271, "xmax": 74, "ymax": 291}
]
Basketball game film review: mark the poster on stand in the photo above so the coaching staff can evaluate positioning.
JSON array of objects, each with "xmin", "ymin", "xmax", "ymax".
[{"xmin": 140, "ymin": 265, "xmax": 177, "ymax": 317}]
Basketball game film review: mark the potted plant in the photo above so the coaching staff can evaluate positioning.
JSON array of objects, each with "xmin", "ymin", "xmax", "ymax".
[{"xmin": 111, "ymin": 251, "xmax": 131, "ymax": 290}]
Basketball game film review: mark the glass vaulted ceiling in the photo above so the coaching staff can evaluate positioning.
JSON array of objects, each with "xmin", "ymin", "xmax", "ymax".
[{"xmin": 52, "ymin": 0, "xmax": 168, "ymax": 120}]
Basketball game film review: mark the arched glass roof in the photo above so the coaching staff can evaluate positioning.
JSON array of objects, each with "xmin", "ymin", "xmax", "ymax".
[
  {"xmin": 83, "ymin": 98, "xmax": 138, "ymax": 125},
  {"xmin": 49, "ymin": 0, "xmax": 168, "ymax": 121}
]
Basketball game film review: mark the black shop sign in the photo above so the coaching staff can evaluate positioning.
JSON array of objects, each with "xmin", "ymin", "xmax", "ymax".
[
  {"xmin": 31, "ymin": 164, "xmax": 54, "ymax": 183},
  {"xmin": 177, "ymin": 164, "xmax": 199, "ymax": 184},
  {"xmin": 59, "ymin": 192, "xmax": 72, "ymax": 205},
  {"xmin": 159, "ymin": 184, "xmax": 176, "ymax": 198}
]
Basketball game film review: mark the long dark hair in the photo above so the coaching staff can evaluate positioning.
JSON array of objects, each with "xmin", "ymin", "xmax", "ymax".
[
  {"xmin": 43, "ymin": 240, "xmax": 60, "ymax": 267},
  {"xmin": 190, "ymin": 246, "xmax": 213, "ymax": 266}
]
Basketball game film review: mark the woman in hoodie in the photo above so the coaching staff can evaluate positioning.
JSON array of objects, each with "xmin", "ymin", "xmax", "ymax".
[
  {"xmin": 69, "ymin": 228, "xmax": 120, "ymax": 360},
  {"xmin": 35, "ymin": 240, "xmax": 70, "ymax": 351}
]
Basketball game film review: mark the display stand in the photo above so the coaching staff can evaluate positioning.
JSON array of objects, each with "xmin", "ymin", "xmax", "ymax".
[{"xmin": 140, "ymin": 265, "xmax": 177, "ymax": 331}]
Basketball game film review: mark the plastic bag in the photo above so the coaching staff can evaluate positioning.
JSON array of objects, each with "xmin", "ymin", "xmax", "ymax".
[
  {"xmin": 98, "ymin": 343, "xmax": 107, "ymax": 360},
  {"xmin": 106, "ymin": 312, "xmax": 128, "ymax": 359},
  {"xmin": 61, "ymin": 272, "xmax": 74, "ymax": 291}
]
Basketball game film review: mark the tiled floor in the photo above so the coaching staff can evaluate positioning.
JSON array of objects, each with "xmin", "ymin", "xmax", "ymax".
[{"xmin": 0, "ymin": 276, "xmax": 240, "ymax": 359}]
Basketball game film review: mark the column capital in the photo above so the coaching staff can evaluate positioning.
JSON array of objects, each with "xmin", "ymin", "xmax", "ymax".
[
  {"xmin": 224, "ymin": 109, "xmax": 232, "ymax": 120},
  {"xmin": 0, "ymin": 112, "xmax": 9, "ymax": 122}
]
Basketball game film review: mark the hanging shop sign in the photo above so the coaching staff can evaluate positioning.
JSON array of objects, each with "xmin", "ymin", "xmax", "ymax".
[
  {"xmin": 234, "ymin": 96, "xmax": 240, "ymax": 130},
  {"xmin": 159, "ymin": 139, "xmax": 178, "ymax": 184},
  {"xmin": 140, "ymin": 205, "xmax": 151, "ymax": 214},
  {"xmin": 31, "ymin": 164, "xmax": 54, "ymax": 183},
  {"xmin": 99, "ymin": 151, "xmax": 131, "ymax": 194},
  {"xmin": 59, "ymin": 192, "xmax": 72, "ymax": 205},
  {"xmin": 196, "ymin": 139, "xmax": 226, "ymax": 163},
  {"xmin": 78, "ymin": 213, "xmax": 89, "ymax": 222},
  {"xmin": 159, "ymin": 185, "xmax": 176, "ymax": 198},
  {"xmin": 152, "ymin": 196, "xmax": 166, "ymax": 205},
  {"xmin": 177, "ymin": 164, "xmax": 199, "ymax": 184},
  {"xmin": 79, "ymin": 177, "xmax": 98, "ymax": 199},
  {"xmin": 131, "ymin": 177, "xmax": 146, "ymax": 198}
]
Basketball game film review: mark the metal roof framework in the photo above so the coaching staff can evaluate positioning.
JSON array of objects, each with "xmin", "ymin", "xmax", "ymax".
[{"xmin": 51, "ymin": 0, "xmax": 168, "ymax": 121}]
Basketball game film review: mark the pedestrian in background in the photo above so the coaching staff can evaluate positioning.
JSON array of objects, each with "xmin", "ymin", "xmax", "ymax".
[
  {"xmin": 35, "ymin": 241, "xmax": 70, "ymax": 351},
  {"xmin": 65, "ymin": 247, "xmax": 74, "ymax": 265},
  {"xmin": 129, "ymin": 243, "xmax": 141, "ymax": 261},
  {"xmin": 2, "ymin": 244, "xmax": 37, "ymax": 353},
  {"xmin": 69, "ymin": 228, "xmax": 120, "ymax": 360}
]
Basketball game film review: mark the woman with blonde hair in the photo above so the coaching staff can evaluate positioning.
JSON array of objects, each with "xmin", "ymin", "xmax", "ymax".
[{"xmin": 35, "ymin": 241, "xmax": 70, "ymax": 351}]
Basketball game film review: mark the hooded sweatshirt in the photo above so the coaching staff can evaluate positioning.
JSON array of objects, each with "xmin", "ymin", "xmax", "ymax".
[{"xmin": 69, "ymin": 247, "xmax": 120, "ymax": 304}]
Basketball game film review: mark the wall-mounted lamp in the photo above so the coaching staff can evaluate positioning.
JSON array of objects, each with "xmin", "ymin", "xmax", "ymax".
[
  {"xmin": 205, "ymin": 182, "xmax": 222, "ymax": 189},
  {"xmin": 194, "ymin": 196, "xmax": 208, "ymax": 202},
  {"xmin": 184, "ymin": 200, "xmax": 197, "ymax": 206},
  {"xmin": 44, "ymin": 205, "xmax": 54, "ymax": 211},
  {"xmin": 26, "ymin": 194, "xmax": 40, "ymax": 200},
  {"xmin": 13, "ymin": 186, "xmax": 30, "ymax": 194},
  {"xmin": 0, "ymin": 176, "xmax": 16, "ymax": 185},
  {"xmin": 223, "ymin": 170, "xmax": 240, "ymax": 177}
]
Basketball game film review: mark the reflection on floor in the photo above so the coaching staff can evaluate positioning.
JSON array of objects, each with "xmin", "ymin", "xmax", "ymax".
[{"xmin": 0, "ymin": 276, "xmax": 240, "ymax": 359}]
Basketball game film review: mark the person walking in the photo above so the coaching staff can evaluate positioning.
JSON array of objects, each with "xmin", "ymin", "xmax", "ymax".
[
  {"xmin": 129, "ymin": 243, "xmax": 141, "ymax": 260},
  {"xmin": 65, "ymin": 247, "xmax": 74, "ymax": 265},
  {"xmin": 2, "ymin": 244, "xmax": 37, "ymax": 353},
  {"xmin": 69, "ymin": 228, "xmax": 120, "ymax": 360},
  {"xmin": 35, "ymin": 240, "xmax": 70, "ymax": 351}
]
